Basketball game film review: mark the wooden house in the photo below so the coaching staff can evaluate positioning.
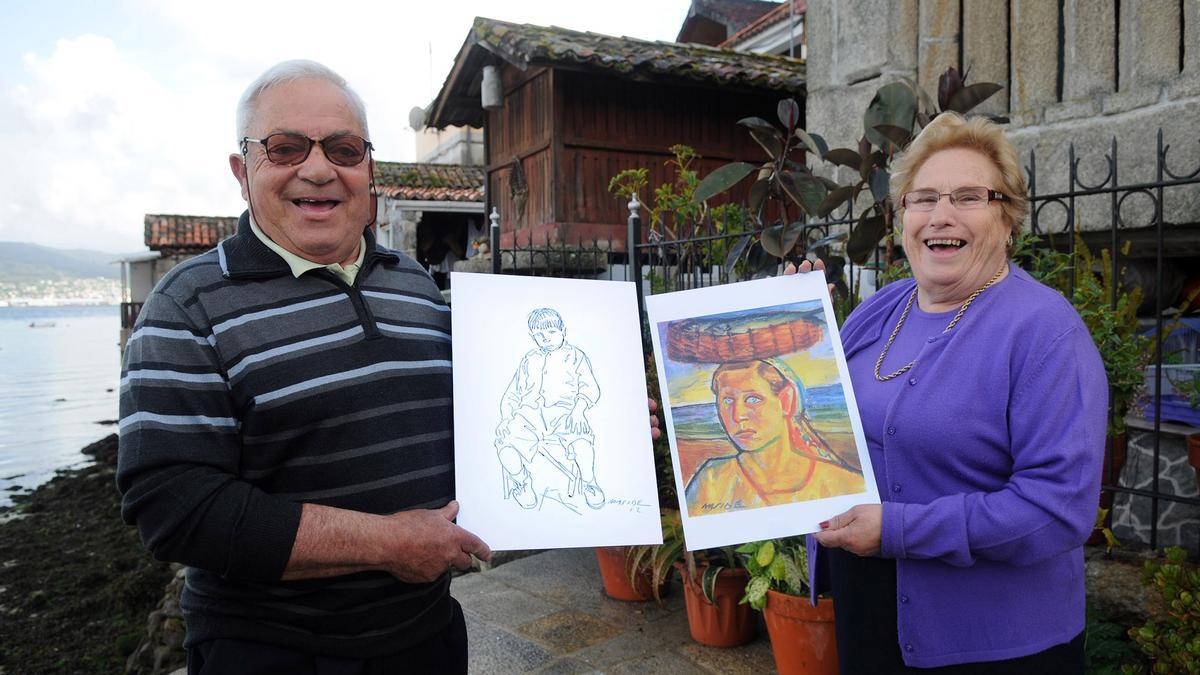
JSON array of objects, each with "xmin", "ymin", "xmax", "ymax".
[{"xmin": 426, "ymin": 16, "xmax": 806, "ymax": 251}]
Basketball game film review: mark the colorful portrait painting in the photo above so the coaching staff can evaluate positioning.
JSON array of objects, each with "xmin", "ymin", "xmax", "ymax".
[
  {"xmin": 646, "ymin": 274, "xmax": 878, "ymax": 550},
  {"xmin": 660, "ymin": 301, "xmax": 865, "ymax": 518}
]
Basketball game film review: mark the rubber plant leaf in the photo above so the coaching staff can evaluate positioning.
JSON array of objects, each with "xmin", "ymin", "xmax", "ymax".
[
  {"xmin": 947, "ymin": 83, "xmax": 1004, "ymax": 114},
  {"xmin": 750, "ymin": 129, "xmax": 784, "ymax": 159},
  {"xmin": 823, "ymin": 148, "xmax": 862, "ymax": 169},
  {"xmin": 817, "ymin": 184, "xmax": 856, "ymax": 218},
  {"xmin": 777, "ymin": 98, "xmax": 801, "ymax": 131},
  {"xmin": 864, "ymin": 82, "xmax": 917, "ymax": 150},
  {"xmin": 723, "ymin": 234, "xmax": 752, "ymax": 276},
  {"xmin": 760, "ymin": 220, "xmax": 805, "ymax": 259},
  {"xmin": 847, "ymin": 212, "xmax": 888, "ymax": 265},
  {"xmin": 779, "ymin": 170, "xmax": 827, "ymax": 216},
  {"xmin": 797, "ymin": 129, "xmax": 829, "ymax": 157},
  {"xmin": 694, "ymin": 162, "xmax": 757, "ymax": 203}
]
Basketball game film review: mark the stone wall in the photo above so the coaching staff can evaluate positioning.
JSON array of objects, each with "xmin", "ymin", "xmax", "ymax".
[
  {"xmin": 805, "ymin": 0, "xmax": 1200, "ymax": 234},
  {"xmin": 1112, "ymin": 423, "xmax": 1200, "ymax": 554}
]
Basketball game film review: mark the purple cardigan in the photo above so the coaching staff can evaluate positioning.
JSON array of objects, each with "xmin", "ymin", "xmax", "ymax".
[{"xmin": 809, "ymin": 263, "xmax": 1107, "ymax": 668}]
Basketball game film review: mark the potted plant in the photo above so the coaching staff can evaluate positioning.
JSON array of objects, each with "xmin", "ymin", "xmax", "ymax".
[
  {"xmin": 675, "ymin": 544, "xmax": 755, "ymax": 648},
  {"xmin": 594, "ymin": 545, "xmax": 665, "ymax": 601},
  {"xmin": 625, "ymin": 510, "xmax": 756, "ymax": 647},
  {"xmin": 739, "ymin": 538, "xmax": 838, "ymax": 675},
  {"xmin": 596, "ymin": 354, "xmax": 682, "ymax": 602}
]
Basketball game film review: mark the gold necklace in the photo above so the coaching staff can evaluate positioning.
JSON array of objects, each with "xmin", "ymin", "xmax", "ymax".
[{"xmin": 873, "ymin": 265, "xmax": 1007, "ymax": 382}]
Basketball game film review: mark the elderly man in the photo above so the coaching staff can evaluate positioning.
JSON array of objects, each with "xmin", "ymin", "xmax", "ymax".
[{"xmin": 117, "ymin": 60, "xmax": 490, "ymax": 674}]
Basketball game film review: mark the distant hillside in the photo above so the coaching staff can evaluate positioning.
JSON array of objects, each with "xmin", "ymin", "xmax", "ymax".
[{"xmin": 0, "ymin": 242, "xmax": 124, "ymax": 283}]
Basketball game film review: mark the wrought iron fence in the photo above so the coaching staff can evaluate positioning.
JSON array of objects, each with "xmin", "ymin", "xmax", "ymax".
[{"xmin": 488, "ymin": 130, "xmax": 1200, "ymax": 553}]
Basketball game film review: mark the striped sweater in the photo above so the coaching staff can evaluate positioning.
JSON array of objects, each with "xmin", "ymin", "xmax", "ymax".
[{"xmin": 117, "ymin": 213, "xmax": 456, "ymax": 657}]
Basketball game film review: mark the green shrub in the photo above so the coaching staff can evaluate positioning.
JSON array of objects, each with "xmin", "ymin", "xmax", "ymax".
[
  {"xmin": 1126, "ymin": 547, "xmax": 1200, "ymax": 674},
  {"xmin": 1085, "ymin": 607, "xmax": 1141, "ymax": 674}
]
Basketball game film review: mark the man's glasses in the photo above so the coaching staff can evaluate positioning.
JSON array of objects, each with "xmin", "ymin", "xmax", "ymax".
[
  {"xmin": 240, "ymin": 133, "xmax": 373, "ymax": 167},
  {"xmin": 901, "ymin": 186, "xmax": 1009, "ymax": 211}
]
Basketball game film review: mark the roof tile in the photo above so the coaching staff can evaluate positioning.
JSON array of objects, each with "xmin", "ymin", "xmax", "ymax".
[
  {"xmin": 373, "ymin": 162, "xmax": 484, "ymax": 202},
  {"xmin": 144, "ymin": 214, "xmax": 239, "ymax": 251}
]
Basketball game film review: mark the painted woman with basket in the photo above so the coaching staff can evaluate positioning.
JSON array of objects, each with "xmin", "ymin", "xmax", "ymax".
[
  {"xmin": 667, "ymin": 309, "xmax": 865, "ymax": 515},
  {"xmin": 801, "ymin": 113, "xmax": 1108, "ymax": 672}
]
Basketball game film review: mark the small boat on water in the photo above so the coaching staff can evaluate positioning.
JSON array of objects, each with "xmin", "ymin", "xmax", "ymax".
[{"xmin": 28, "ymin": 321, "xmax": 56, "ymax": 328}]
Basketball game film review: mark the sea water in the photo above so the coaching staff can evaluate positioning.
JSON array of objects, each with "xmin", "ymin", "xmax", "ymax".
[{"xmin": 0, "ymin": 305, "xmax": 120, "ymax": 506}]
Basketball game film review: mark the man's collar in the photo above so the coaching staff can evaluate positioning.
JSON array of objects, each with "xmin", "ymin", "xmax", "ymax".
[
  {"xmin": 218, "ymin": 211, "xmax": 397, "ymax": 279},
  {"xmin": 247, "ymin": 214, "xmax": 365, "ymax": 280}
]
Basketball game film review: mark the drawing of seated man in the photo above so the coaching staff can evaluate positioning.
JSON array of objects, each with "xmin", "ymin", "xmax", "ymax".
[
  {"xmin": 495, "ymin": 308, "xmax": 604, "ymax": 510},
  {"xmin": 686, "ymin": 359, "xmax": 864, "ymax": 514}
]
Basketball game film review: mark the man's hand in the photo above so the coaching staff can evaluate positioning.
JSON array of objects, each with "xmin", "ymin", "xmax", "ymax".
[
  {"xmin": 378, "ymin": 501, "xmax": 492, "ymax": 583},
  {"xmin": 812, "ymin": 504, "xmax": 882, "ymax": 557},
  {"xmin": 648, "ymin": 398, "xmax": 661, "ymax": 441},
  {"xmin": 284, "ymin": 501, "xmax": 492, "ymax": 583}
]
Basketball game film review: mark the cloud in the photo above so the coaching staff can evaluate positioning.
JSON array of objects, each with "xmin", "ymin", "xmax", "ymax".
[
  {"xmin": 0, "ymin": 34, "xmax": 244, "ymax": 252},
  {"xmin": 1, "ymin": 0, "xmax": 693, "ymax": 253}
]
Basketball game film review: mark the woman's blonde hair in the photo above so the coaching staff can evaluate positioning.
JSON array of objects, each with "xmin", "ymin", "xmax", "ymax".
[{"xmin": 889, "ymin": 112, "xmax": 1028, "ymax": 241}]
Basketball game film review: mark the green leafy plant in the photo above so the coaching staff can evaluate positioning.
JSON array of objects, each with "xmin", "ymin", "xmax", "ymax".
[
  {"xmin": 610, "ymin": 145, "xmax": 751, "ymax": 289},
  {"xmin": 736, "ymin": 538, "xmax": 809, "ymax": 610},
  {"xmin": 1085, "ymin": 606, "xmax": 1142, "ymax": 674},
  {"xmin": 1125, "ymin": 547, "xmax": 1200, "ymax": 674},
  {"xmin": 1094, "ymin": 506, "xmax": 1121, "ymax": 553},
  {"xmin": 626, "ymin": 509, "xmax": 685, "ymax": 602},
  {"xmin": 693, "ymin": 67, "xmax": 1004, "ymax": 292},
  {"xmin": 626, "ymin": 509, "xmax": 746, "ymax": 605}
]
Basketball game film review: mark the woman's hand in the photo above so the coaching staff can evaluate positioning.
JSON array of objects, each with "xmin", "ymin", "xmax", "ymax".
[
  {"xmin": 783, "ymin": 259, "xmax": 825, "ymax": 275},
  {"xmin": 813, "ymin": 504, "xmax": 882, "ymax": 557},
  {"xmin": 648, "ymin": 398, "xmax": 661, "ymax": 441},
  {"xmin": 784, "ymin": 259, "xmax": 835, "ymax": 297}
]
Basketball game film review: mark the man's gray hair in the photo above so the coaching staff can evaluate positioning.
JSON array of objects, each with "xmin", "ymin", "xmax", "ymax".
[{"xmin": 235, "ymin": 59, "xmax": 369, "ymax": 141}]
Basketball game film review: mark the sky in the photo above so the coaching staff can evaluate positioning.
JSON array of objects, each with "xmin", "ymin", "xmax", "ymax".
[{"xmin": 0, "ymin": 0, "xmax": 695, "ymax": 254}]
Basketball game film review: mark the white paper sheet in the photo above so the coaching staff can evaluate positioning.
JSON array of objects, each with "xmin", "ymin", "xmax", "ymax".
[
  {"xmin": 452, "ymin": 272, "xmax": 663, "ymax": 550},
  {"xmin": 645, "ymin": 272, "xmax": 880, "ymax": 551}
]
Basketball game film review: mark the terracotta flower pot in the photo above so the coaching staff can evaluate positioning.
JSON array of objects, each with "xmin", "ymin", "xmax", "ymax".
[
  {"xmin": 594, "ymin": 547, "xmax": 664, "ymax": 601},
  {"xmin": 676, "ymin": 563, "xmax": 755, "ymax": 647},
  {"xmin": 763, "ymin": 590, "xmax": 838, "ymax": 675}
]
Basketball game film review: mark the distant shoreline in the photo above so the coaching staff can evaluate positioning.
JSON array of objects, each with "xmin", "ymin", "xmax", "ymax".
[{"xmin": 0, "ymin": 301, "xmax": 121, "ymax": 308}]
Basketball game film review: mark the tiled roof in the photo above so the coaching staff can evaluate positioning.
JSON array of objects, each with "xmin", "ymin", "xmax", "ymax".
[
  {"xmin": 374, "ymin": 162, "xmax": 485, "ymax": 202},
  {"xmin": 721, "ymin": 0, "xmax": 805, "ymax": 47},
  {"xmin": 429, "ymin": 17, "xmax": 805, "ymax": 129},
  {"xmin": 678, "ymin": 0, "xmax": 782, "ymax": 43},
  {"xmin": 144, "ymin": 214, "xmax": 239, "ymax": 251}
]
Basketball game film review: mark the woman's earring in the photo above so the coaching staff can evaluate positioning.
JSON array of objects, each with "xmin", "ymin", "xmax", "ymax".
[{"xmin": 1007, "ymin": 235, "xmax": 1013, "ymax": 247}]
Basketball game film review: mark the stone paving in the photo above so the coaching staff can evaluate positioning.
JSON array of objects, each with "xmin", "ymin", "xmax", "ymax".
[{"xmin": 454, "ymin": 547, "xmax": 776, "ymax": 674}]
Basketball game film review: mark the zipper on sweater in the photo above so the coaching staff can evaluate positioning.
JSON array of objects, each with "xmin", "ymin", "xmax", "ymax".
[{"xmin": 319, "ymin": 269, "xmax": 382, "ymax": 340}]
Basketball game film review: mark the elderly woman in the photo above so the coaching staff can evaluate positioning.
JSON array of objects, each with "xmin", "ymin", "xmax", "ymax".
[{"xmin": 804, "ymin": 112, "xmax": 1107, "ymax": 672}]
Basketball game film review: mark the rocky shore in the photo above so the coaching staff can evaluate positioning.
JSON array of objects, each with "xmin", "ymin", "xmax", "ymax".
[{"xmin": 0, "ymin": 434, "xmax": 176, "ymax": 674}]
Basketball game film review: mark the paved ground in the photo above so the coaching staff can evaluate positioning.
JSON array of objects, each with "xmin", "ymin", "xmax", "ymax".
[{"xmin": 454, "ymin": 547, "xmax": 777, "ymax": 674}]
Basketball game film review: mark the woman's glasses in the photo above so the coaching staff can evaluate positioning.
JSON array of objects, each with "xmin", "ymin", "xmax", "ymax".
[
  {"xmin": 240, "ymin": 133, "xmax": 372, "ymax": 167},
  {"xmin": 901, "ymin": 186, "xmax": 1009, "ymax": 211}
]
